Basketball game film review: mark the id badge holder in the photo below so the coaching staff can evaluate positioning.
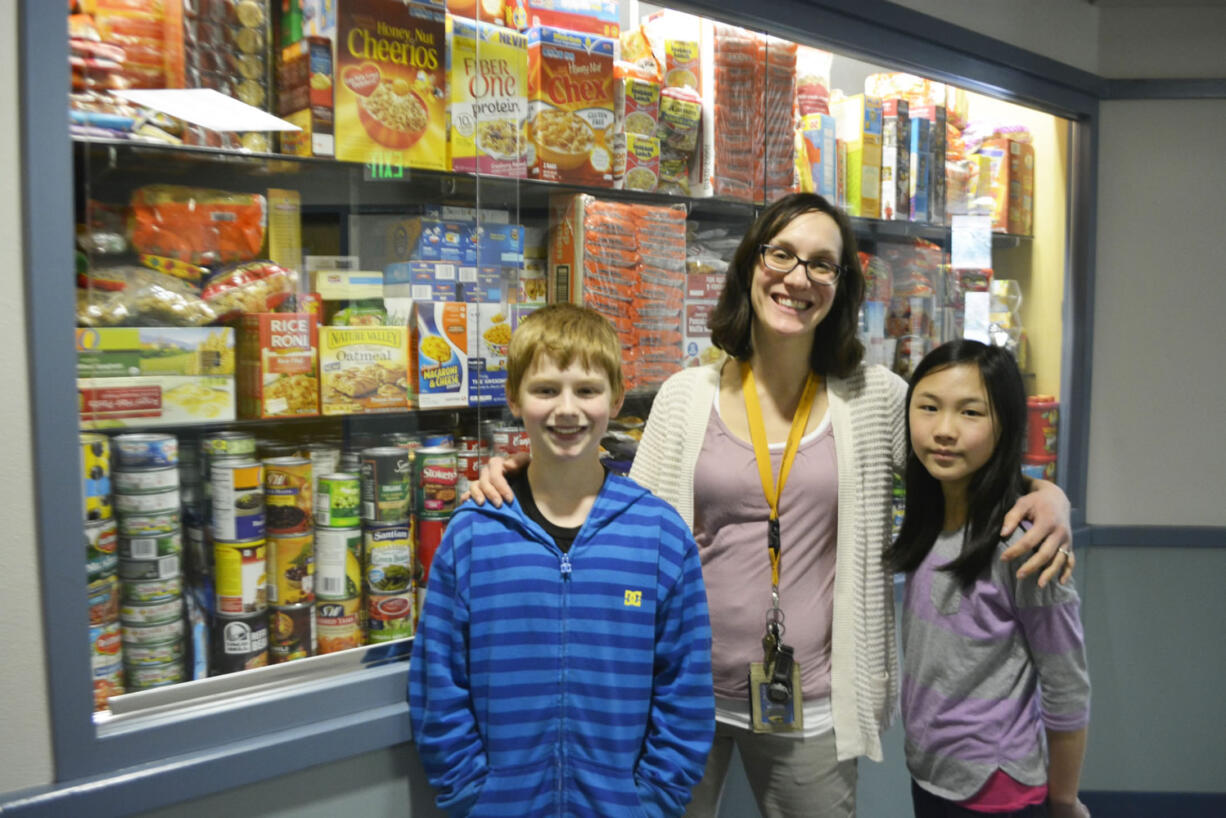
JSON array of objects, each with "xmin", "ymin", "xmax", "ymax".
[{"xmin": 749, "ymin": 644, "xmax": 804, "ymax": 733}]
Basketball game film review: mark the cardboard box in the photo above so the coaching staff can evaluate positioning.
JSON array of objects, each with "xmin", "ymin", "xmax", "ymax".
[
  {"xmin": 1008, "ymin": 139, "xmax": 1035, "ymax": 235},
  {"xmin": 311, "ymin": 270, "xmax": 384, "ymax": 300},
  {"xmin": 448, "ymin": 18, "xmax": 527, "ymax": 177},
  {"xmin": 798, "ymin": 113, "xmax": 837, "ymax": 200},
  {"xmin": 880, "ymin": 99, "xmax": 910, "ymax": 221},
  {"xmin": 467, "ymin": 302, "xmax": 510, "ymax": 405},
  {"xmin": 334, "ymin": 1, "xmax": 447, "ymax": 171},
  {"xmin": 912, "ymin": 104, "xmax": 946, "ymax": 223},
  {"xmin": 682, "ymin": 299, "xmax": 720, "ymax": 369},
  {"xmin": 75, "ymin": 327, "xmax": 234, "ymax": 379},
  {"xmin": 526, "ymin": 28, "xmax": 616, "ymax": 188},
  {"xmin": 277, "ymin": 37, "xmax": 335, "ymax": 157},
  {"xmin": 506, "ymin": 0, "xmax": 619, "ymax": 37},
  {"xmin": 833, "ymin": 95, "xmax": 883, "ymax": 219},
  {"xmin": 318, "ymin": 326, "xmax": 410, "ymax": 414},
  {"xmin": 909, "ymin": 117, "xmax": 932, "ymax": 223},
  {"xmin": 409, "ymin": 302, "xmax": 469, "ymax": 409},
  {"xmin": 79, "ymin": 377, "xmax": 236, "ymax": 428},
  {"xmin": 237, "ymin": 313, "xmax": 320, "ymax": 419}
]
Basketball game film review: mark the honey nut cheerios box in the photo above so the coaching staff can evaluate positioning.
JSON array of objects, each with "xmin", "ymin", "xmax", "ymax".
[
  {"xmin": 238, "ymin": 313, "xmax": 320, "ymax": 419},
  {"xmin": 335, "ymin": 0, "xmax": 448, "ymax": 170},
  {"xmin": 526, "ymin": 27, "xmax": 616, "ymax": 188},
  {"xmin": 319, "ymin": 326, "xmax": 412, "ymax": 415},
  {"xmin": 448, "ymin": 17, "xmax": 528, "ymax": 177}
]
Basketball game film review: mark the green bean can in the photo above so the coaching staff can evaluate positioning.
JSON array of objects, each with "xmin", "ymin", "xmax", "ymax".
[{"xmin": 315, "ymin": 473, "xmax": 360, "ymax": 528}]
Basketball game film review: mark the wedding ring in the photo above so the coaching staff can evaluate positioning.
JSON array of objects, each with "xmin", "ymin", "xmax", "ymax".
[{"xmin": 1059, "ymin": 547, "xmax": 1072, "ymax": 557}]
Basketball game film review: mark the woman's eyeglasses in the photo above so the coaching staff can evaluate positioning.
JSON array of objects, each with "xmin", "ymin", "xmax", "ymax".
[{"xmin": 758, "ymin": 244, "xmax": 843, "ymax": 286}]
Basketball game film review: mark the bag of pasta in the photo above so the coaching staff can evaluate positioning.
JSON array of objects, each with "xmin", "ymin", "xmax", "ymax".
[
  {"xmin": 201, "ymin": 261, "xmax": 297, "ymax": 322},
  {"xmin": 129, "ymin": 185, "xmax": 267, "ymax": 266},
  {"xmin": 77, "ymin": 266, "xmax": 217, "ymax": 327}
]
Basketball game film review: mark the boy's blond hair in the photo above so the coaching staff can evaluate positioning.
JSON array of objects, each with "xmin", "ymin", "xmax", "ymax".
[{"xmin": 506, "ymin": 304, "xmax": 625, "ymax": 404}]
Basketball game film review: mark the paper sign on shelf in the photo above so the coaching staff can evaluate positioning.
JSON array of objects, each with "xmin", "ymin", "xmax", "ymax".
[
  {"xmin": 112, "ymin": 89, "xmax": 301, "ymax": 133},
  {"xmin": 963, "ymin": 290, "xmax": 991, "ymax": 344},
  {"xmin": 951, "ymin": 214, "xmax": 992, "ymax": 270}
]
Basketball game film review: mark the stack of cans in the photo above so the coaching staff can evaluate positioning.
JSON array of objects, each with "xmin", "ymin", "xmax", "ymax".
[
  {"xmin": 360, "ymin": 447, "xmax": 415, "ymax": 645},
  {"xmin": 205, "ymin": 431, "xmax": 270, "ymax": 674},
  {"xmin": 111, "ymin": 432, "xmax": 186, "ymax": 693},
  {"xmin": 314, "ymin": 470, "xmax": 364, "ymax": 654},
  {"xmin": 264, "ymin": 455, "xmax": 316, "ymax": 663},
  {"xmin": 83, "ymin": 432, "xmax": 122, "ymax": 711},
  {"xmin": 413, "ymin": 446, "xmax": 459, "ymax": 623}
]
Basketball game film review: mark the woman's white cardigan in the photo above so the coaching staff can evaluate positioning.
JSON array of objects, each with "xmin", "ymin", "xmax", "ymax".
[{"xmin": 629, "ymin": 358, "xmax": 907, "ymax": 762}]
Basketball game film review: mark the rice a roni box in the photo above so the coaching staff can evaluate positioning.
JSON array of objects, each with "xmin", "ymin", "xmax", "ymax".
[
  {"xmin": 409, "ymin": 302, "xmax": 469, "ymax": 409},
  {"xmin": 335, "ymin": 0, "xmax": 447, "ymax": 170},
  {"xmin": 448, "ymin": 18, "xmax": 528, "ymax": 177},
  {"xmin": 318, "ymin": 326, "xmax": 411, "ymax": 415},
  {"xmin": 526, "ymin": 27, "xmax": 616, "ymax": 187},
  {"xmin": 237, "ymin": 313, "xmax": 320, "ymax": 419}
]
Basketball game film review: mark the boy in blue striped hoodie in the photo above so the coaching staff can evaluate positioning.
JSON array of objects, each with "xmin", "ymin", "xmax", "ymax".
[{"xmin": 410, "ymin": 304, "xmax": 714, "ymax": 818}]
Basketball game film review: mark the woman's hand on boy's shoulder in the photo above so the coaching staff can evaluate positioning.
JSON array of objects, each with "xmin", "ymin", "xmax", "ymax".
[
  {"xmin": 462, "ymin": 453, "xmax": 530, "ymax": 507},
  {"xmin": 1049, "ymin": 797, "xmax": 1091, "ymax": 818},
  {"xmin": 999, "ymin": 478, "xmax": 1074, "ymax": 588}
]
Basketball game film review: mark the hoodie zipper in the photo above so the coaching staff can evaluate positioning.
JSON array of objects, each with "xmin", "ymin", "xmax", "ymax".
[{"xmin": 557, "ymin": 550, "xmax": 572, "ymax": 816}]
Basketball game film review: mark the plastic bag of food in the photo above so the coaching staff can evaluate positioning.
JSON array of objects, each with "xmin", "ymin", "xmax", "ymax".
[
  {"xmin": 77, "ymin": 266, "xmax": 217, "ymax": 327},
  {"xmin": 129, "ymin": 185, "xmax": 267, "ymax": 266},
  {"xmin": 201, "ymin": 261, "xmax": 296, "ymax": 322}
]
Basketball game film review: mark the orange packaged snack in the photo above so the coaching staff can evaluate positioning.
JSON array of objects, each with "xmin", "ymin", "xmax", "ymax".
[{"xmin": 128, "ymin": 186, "xmax": 267, "ymax": 266}]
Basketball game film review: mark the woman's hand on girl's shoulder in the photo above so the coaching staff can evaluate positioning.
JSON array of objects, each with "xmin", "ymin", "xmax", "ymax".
[
  {"xmin": 999, "ymin": 478, "xmax": 1074, "ymax": 587},
  {"xmin": 463, "ymin": 453, "xmax": 530, "ymax": 507}
]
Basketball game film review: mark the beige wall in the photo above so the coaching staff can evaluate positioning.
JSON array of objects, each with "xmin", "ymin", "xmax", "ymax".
[
  {"xmin": 0, "ymin": 0, "xmax": 56, "ymax": 796},
  {"xmin": 1099, "ymin": 5, "xmax": 1226, "ymax": 77}
]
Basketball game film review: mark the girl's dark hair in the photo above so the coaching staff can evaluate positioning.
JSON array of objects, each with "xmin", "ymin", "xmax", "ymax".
[
  {"xmin": 886, "ymin": 340, "xmax": 1028, "ymax": 586},
  {"xmin": 708, "ymin": 193, "xmax": 865, "ymax": 378}
]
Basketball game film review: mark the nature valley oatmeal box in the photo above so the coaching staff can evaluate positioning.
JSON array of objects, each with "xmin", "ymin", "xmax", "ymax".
[
  {"xmin": 526, "ymin": 27, "xmax": 616, "ymax": 187},
  {"xmin": 449, "ymin": 17, "xmax": 528, "ymax": 176},
  {"xmin": 238, "ymin": 313, "xmax": 320, "ymax": 419},
  {"xmin": 319, "ymin": 326, "xmax": 411, "ymax": 415},
  {"xmin": 336, "ymin": 1, "xmax": 447, "ymax": 170}
]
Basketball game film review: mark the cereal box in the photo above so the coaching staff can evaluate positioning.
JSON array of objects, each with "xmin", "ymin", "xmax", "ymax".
[
  {"xmin": 506, "ymin": 0, "xmax": 618, "ymax": 37},
  {"xmin": 526, "ymin": 27, "xmax": 616, "ymax": 188},
  {"xmin": 319, "ymin": 326, "xmax": 411, "ymax": 415},
  {"xmin": 880, "ymin": 99, "xmax": 910, "ymax": 221},
  {"xmin": 238, "ymin": 313, "xmax": 320, "ymax": 419},
  {"xmin": 448, "ymin": 18, "xmax": 528, "ymax": 177},
  {"xmin": 798, "ymin": 112, "xmax": 837, "ymax": 200},
  {"xmin": 911, "ymin": 104, "xmax": 946, "ymax": 224},
  {"xmin": 468, "ymin": 302, "xmax": 510, "ymax": 405},
  {"xmin": 335, "ymin": 0, "xmax": 447, "ymax": 171},
  {"xmin": 833, "ymin": 94, "xmax": 883, "ymax": 219},
  {"xmin": 409, "ymin": 302, "xmax": 469, "ymax": 409}
]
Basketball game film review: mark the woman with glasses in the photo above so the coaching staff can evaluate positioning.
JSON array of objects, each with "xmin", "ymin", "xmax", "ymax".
[{"xmin": 469, "ymin": 193, "xmax": 1074, "ymax": 818}]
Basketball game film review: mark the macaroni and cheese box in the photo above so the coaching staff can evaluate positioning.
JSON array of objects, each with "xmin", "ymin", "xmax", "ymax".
[
  {"xmin": 79, "ymin": 377, "xmax": 236, "ymax": 428},
  {"xmin": 75, "ymin": 327, "xmax": 235, "ymax": 378},
  {"xmin": 448, "ymin": 18, "xmax": 528, "ymax": 177},
  {"xmin": 238, "ymin": 313, "xmax": 320, "ymax": 419},
  {"xmin": 468, "ymin": 302, "xmax": 510, "ymax": 405},
  {"xmin": 318, "ymin": 326, "xmax": 411, "ymax": 414},
  {"xmin": 526, "ymin": 28, "xmax": 616, "ymax": 188},
  {"xmin": 409, "ymin": 302, "xmax": 469, "ymax": 409},
  {"xmin": 506, "ymin": 0, "xmax": 619, "ymax": 37},
  {"xmin": 833, "ymin": 94, "xmax": 883, "ymax": 219},
  {"xmin": 335, "ymin": 0, "xmax": 447, "ymax": 170}
]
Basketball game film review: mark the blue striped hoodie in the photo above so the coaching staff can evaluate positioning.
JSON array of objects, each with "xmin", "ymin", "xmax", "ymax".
[{"xmin": 409, "ymin": 473, "xmax": 714, "ymax": 818}]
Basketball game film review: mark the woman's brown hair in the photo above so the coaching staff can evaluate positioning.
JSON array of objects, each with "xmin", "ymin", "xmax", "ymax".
[{"xmin": 708, "ymin": 193, "xmax": 866, "ymax": 378}]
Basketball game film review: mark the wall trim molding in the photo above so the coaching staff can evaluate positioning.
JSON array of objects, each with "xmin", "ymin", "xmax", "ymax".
[
  {"xmin": 1103, "ymin": 78, "xmax": 1226, "ymax": 99},
  {"xmin": 1086, "ymin": 524, "xmax": 1225, "ymax": 549}
]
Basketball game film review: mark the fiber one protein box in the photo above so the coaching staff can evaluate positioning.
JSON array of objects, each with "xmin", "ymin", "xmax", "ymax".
[
  {"xmin": 238, "ymin": 313, "xmax": 320, "ymax": 419},
  {"xmin": 448, "ymin": 17, "xmax": 527, "ymax": 177}
]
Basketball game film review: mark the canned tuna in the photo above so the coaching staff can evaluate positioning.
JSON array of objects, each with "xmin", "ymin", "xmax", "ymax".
[
  {"xmin": 118, "ymin": 529, "xmax": 182, "ymax": 560},
  {"xmin": 114, "ymin": 488, "xmax": 181, "ymax": 515},
  {"xmin": 214, "ymin": 539, "xmax": 267, "ymax": 614},
  {"xmin": 121, "ymin": 618, "xmax": 185, "ymax": 645},
  {"xmin": 117, "ymin": 509, "xmax": 180, "ymax": 537},
  {"xmin": 124, "ymin": 638, "xmax": 185, "ymax": 666},
  {"xmin": 120, "ymin": 597, "xmax": 183, "ymax": 625},
  {"xmin": 360, "ymin": 447, "xmax": 412, "ymax": 522},
  {"xmin": 211, "ymin": 460, "xmax": 265, "ymax": 541},
  {"xmin": 126, "ymin": 659, "xmax": 186, "ymax": 689},
  {"xmin": 118, "ymin": 554, "xmax": 181, "ymax": 581},
  {"xmin": 315, "ymin": 473, "xmax": 360, "ymax": 528},
  {"xmin": 422, "ymin": 433, "xmax": 454, "ymax": 449},
  {"xmin": 113, "ymin": 433, "xmax": 178, "ymax": 469},
  {"xmin": 314, "ymin": 526, "xmax": 362, "ymax": 600},
  {"xmin": 267, "ymin": 532, "xmax": 314, "ymax": 605},
  {"xmin": 122, "ymin": 575, "xmax": 183, "ymax": 605},
  {"xmin": 202, "ymin": 431, "xmax": 257, "ymax": 461},
  {"xmin": 112, "ymin": 467, "xmax": 179, "ymax": 494},
  {"xmin": 364, "ymin": 520, "xmax": 413, "ymax": 594}
]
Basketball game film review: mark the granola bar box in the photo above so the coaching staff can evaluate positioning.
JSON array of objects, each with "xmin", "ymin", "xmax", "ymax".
[
  {"xmin": 237, "ymin": 313, "xmax": 320, "ymax": 419},
  {"xmin": 319, "ymin": 326, "xmax": 411, "ymax": 415},
  {"xmin": 335, "ymin": 0, "xmax": 447, "ymax": 170}
]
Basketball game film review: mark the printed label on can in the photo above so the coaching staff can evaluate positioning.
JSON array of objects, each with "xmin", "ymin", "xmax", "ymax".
[
  {"xmin": 86, "ymin": 518, "xmax": 118, "ymax": 556},
  {"xmin": 113, "ymin": 433, "xmax": 179, "ymax": 469},
  {"xmin": 125, "ymin": 638, "xmax": 185, "ymax": 666},
  {"xmin": 415, "ymin": 514, "xmax": 446, "ymax": 596},
  {"xmin": 264, "ymin": 457, "xmax": 313, "ymax": 534},
  {"xmin": 186, "ymin": 525, "xmax": 210, "ymax": 575},
  {"xmin": 120, "ymin": 597, "xmax": 183, "ymax": 625},
  {"xmin": 202, "ymin": 431, "xmax": 257, "ymax": 460},
  {"xmin": 127, "ymin": 659, "xmax": 186, "ymax": 688},
  {"xmin": 213, "ymin": 612, "xmax": 270, "ymax": 674},
  {"xmin": 115, "ymin": 488, "xmax": 181, "ymax": 514},
  {"xmin": 82, "ymin": 433, "xmax": 112, "ymax": 521},
  {"xmin": 267, "ymin": 532, "xmax": 314, "ymax": 605},
  {"xmin": 214, "ymin": 540, "xmax": 267, "ymax": 613},
  {"xmin": 308, "ymin": 445, "xmax": 341, "ymax": 498},
  {"xmin": 364, "ymin": 521, "xmax": 412, "ymax": 593},
  {"xmin": 117, "ymin": 509, "xmax": 181, "ymax": 537},
  {"xmin": 93, "ymin": 658, "xmax": 124, "ymax": 710},
  {"xmin": 87, "ymin": 549, "xmax": 119, "ymax": 583},
  {"xmin": 122, "ymin": 575, "xmax": 182, "ymax": 604},
  {"xmin": 122, "ymin": 618, "xmax": 186, "ymax": 645},
  {"xmin": 367, "ymin": 590, "xmax": 414, "ymax": 643},
  {"xmin": 212, "ymin": 460, "xmax": 265, "ymax": 541},
  {"xmin": 113, "ymin": 467, "xmax": 179, "ymax": 494},
  {"xmin": 118, "ymin": 554, "xmax": 181, "ymax": 581},
  {"xmin": 269, "ymin": 604, "xmax": 316, "ymax": 663},
  {"xmin": 118, "ymin": 529, "xmax": 183, "ymax": 560},
  {"xmin": 90, "ymin": 620, "xmax": 123, "ymax": 660},
  {"xmin": 314, "ymin": 526, "xmax": 363, "ymax": 600},
  {"xmin": 315, "ymin": 473, "xmax": 360, "ymax": 528},
  {"xmin": 316, "ymin": 596, "xmax": 363, "ymax": 654},
  {"xmin": 88, "ymin": 575, "xmax": 121, "ymax": 625},
  {"xmin": 416, "ymin": 447, "xmax": 458, "ymax": 516},
  {"xmin": 360, "ymin": 447, "xmax": 412, "ymax": 522}
]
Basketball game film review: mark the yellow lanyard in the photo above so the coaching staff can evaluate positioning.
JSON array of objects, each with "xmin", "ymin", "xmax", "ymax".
[{"xmin": 740, "ymin": 361, "xmax": 819, "ymax": 590}]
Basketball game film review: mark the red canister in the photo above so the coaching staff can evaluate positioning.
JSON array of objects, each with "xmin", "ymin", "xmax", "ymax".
[{"xmin": 1026, "ymin": 395, "xmax": 1059, "ymax": 457}]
